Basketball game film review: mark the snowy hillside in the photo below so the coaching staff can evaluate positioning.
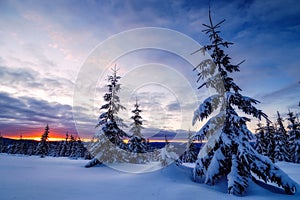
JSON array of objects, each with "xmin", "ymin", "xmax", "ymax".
[{"xmin": 0, "ymin": 154, "xmax": 300, "ymax": 200}]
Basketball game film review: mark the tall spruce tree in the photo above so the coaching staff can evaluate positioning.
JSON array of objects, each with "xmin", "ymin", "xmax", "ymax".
[
  {"xmin": 287, "ymin": 111, "xmax": 300, "ymax": 163},
  {"xmin": 36, "ymin": 124, "xmax": 50, "ymax": 158},
  {"xmin": 127, "ymin": 99, "xmax": 148, "ymax": 163},
  {"xmin": 86, "ymin": 66, "xmax": 129, "ymax": 167},
  {"xmin": 192, "ymin": 9, "xmax": 296, "ymax": 195}
]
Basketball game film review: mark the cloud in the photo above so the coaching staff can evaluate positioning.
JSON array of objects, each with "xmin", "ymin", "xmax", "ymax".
[
  {"xmin": 0, "ymin": 91, "xmax": 98, "ymax": 138},
  {"xmin": 260, "ymin": 83, "xmax": 300, "ymax": 108},
  {"xmin": 0, "ymin": 92, "xmax": 67, "ymax": 131},
  {"xmin": 0, "ymin": 65, "xmax": 36, "ymax": 84},
  {"xmin": 23, "ymin": 43, "xmax": 57, "ymax": 68},
  {"xmin": 0, "ymin": 65, "xmax": 74, "ymax": 105},
  {"xmin": 166, "ymin": 102, "xmax": 181, "ymax": 111}
]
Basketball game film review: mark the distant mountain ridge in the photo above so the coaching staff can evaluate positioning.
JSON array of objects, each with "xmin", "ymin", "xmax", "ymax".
[{"xmin": 147, "ymin": 130, "xmax": 177, "ymax": 140}]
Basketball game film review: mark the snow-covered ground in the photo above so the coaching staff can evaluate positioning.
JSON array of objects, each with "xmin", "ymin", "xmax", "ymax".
[{"xmin": 1, "ymin": 154, "xmax": 300, "ymax": 200}]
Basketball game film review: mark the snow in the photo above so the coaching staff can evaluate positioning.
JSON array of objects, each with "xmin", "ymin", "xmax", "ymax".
[
  {"xmin": 1, "ymin": 154, "xmax": 300, "ymax": 200},
  {"xmin": 107, "ymin": 162, "xmax": 162, "ymax": 173}
]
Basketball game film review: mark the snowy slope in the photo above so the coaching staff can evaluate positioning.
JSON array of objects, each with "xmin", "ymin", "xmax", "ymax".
[{"xmin": 0, "ymin": 154, "xmax": 300, "ymax": 200}]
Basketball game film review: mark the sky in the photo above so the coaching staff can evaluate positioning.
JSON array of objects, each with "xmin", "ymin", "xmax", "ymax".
[{"xmin": 0, "ymin": 0, "xmax": 299, "ymax": 140}]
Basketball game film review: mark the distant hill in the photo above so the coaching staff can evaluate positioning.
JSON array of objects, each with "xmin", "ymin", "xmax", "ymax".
[{"xmin": 147, "ymin": 130, "xmax": 177, "ymax": 141}]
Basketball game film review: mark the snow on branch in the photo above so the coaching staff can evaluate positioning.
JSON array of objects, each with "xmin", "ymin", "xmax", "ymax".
[{"xmin": 193, "ymin": 95, "xmax": 223, "ymax": 124}]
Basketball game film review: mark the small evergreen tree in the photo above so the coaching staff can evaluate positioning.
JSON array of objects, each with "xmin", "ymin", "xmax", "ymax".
[
  {"xmin": 13, "ymin": 141, "xmax": 21, "ymax": 155},
  {"xmin": 127, "ymin": 99, "xmax": 148, "ymax": 163},
  {"xmin": 273, "ymin": 112, "xmax": 289, "ymax": 162},
  {"xmin": 86, "ymin": 66, "xmax": 129, "ymax": 167},
  {"xmin": 7, "ymin": 143, "xmax": 16, "ymax": 154},
  {"xmin": 15, "ymin": 139, "xmax": 27, "ymax": 155},
  {"xmin": 53, "ymin": 140, "xmax": 63, "ymax": 157},
  {"xmin": 159, "ymin": 135, "xmax": 179, "ymax": 166},
  {"xmin": 60, "ymin": 132, "xmax": 69, "ymax": 157},
  {"xmin": 254, "ymin": 122, "xmax": 265, "ymax": 154},
  {"xmin": 74, "ymin": 137, "xmax": 86, "ymax": 159},
  {"xmin": 180, "ymin": 130, "xmax": 198, "ymax": 163},
  {"xmin": 47, "ymin": 142, "xmax": 57, "ymax": 157},
  {"xmin": 277, "ymin": 111, "xmax": 287, "ymax": 136},
  {"xmin": 26, "ymin": 141, "xmax": 35, "ymax": 156},
  {"xmin": 0, "ymin": 132, "xmax": 4, "ymax": 153},
  {"xmin": 192, "ymin": 9, "xmax": 296, "ymax": 195},
  {"xmin": 287, "ymin": 111, "xmax": 300, "ymax": 163},
  {"xmin": 69, "ymin": 135, "xmax": 85, "ymax": 159},
  {"xmin": 36, "ymin": 124, "xmax": 50, "ymax": 158},
  {"xmin": 68, "ymin": 134, "xmax": 76, "ymax": 157},
  {"xmin": 264, "ymin": 121, "xmax": 276, "ymax": 160}
]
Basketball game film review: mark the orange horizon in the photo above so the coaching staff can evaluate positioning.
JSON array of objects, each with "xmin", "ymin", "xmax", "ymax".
[
  {"xmin": 3, "ymin": 135, "xmax": 204, "ymax": 143},
  {"xmin": 1, "ymin": 131, "xmax": 82, "ymax": 142},
  {"xmin": 7, "ymin": 136, "xmax": 66, "ymax": 142}
]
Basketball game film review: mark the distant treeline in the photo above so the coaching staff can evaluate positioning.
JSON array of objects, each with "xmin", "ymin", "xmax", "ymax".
[
  {"xmin": 0, "ymin": 136, "xmax": 203, "ymax": 161},
  {"xmin": 0, "ymin": 136, "xmax": 91, "ymax": 159}
]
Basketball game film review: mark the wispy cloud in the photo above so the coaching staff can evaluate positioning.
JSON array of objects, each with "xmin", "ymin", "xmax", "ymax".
[{"xmin": 0, "ymin": 65, "xmax": 74, "ymax": 105}]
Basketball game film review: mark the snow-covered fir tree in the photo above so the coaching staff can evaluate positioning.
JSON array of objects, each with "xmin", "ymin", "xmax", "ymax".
[
  {"xmin": 35, "ymin": 124, "xmax": 50, "ymax": 158},
  {"xmin": 47, "ymin": 142, "xmax": 58, "ymax": 157},
  {"xmin": 159, "ymin": 135, "xmax": 179, "ymax": 166},
  {"xmin": 52, "ymin": 140, "xmax": 62, "ymax": 157},
  {"xmin": 86, "ymin": 66, "xmax": 129, "ymax": 167},
  {"xmin": 192, "ymin": 10, "xmax": 296, "ymax": 195},
  {"xmin": 68, "ymin": 134, "xmax": 76, "ymax": 157},
  {"xmin": 13, "ymin": 137, "xmax": 23, "ymax": 155},
  {"xmin": 7, "ymin": 143, "xmax": 16, "ymax": 154},
  {"xmin": 254, "ymin": 121, "xmax": 275, "ymax": 158},
  {"xmin": 277, "ymin": 111, "xmax": 287, "ymax": 136},
  {"xmin": 254, "ymin": 122, "xmax": 266, "ymax": 155},
  {"xmin": 59, "ymin": 132, "xmax": 69, "ymax": 157},
  {"xmin": 273, "ymin": 111, "xmax": 289, "ymax": 162},
  {"xmin": 74, "ymin": 137, "xmax": 86, "ymax": 159},
  {"xmin": 273, "ymin": 128, "xmax": 288, "ymax": 162},
  {"xmin": 69, "ymin": 136, "xmax": 85, "ymax": 159},
  {"xmin": 127, "ymin": 99, "xmax": 148, "ymax": 163},
  {"xmin": 180, "ymin": 130, "xmax": 198, "ymax": 163},
  {"xmin": 0, "ymin": 133, "xmax": 5, "ymax": 153},
  {"xmin": 26, "ymin": 141, "xmax": 36, "ymax": 156},
  {"xmin": 287, "ymin": 111, "xmax": 300, "ymax": 163},
  {"xmin": 0, "ymin": 132, "xmax": 3, "ymax": 152},
  {"xmin": 264, "ymin": 121, "xmax": 276, "ymax": 160}
]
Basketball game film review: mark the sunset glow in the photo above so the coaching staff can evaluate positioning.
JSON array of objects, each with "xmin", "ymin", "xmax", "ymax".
[{"xmin": 2, "ymin": 129, "xmax": 77, "ymax": 142}]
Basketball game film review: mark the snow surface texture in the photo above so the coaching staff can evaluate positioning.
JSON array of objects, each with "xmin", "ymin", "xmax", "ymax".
[{"xmin": 1, "ymin": 154, "xmax": 300, "ymax": 200}]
